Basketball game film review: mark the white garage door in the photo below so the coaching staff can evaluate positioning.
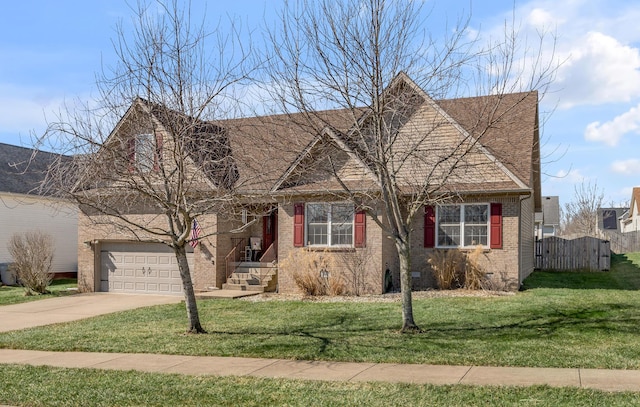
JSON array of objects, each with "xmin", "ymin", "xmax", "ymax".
[{"xmin": 100, "ymin": 243, "xmax": 194, "ymax": 295}]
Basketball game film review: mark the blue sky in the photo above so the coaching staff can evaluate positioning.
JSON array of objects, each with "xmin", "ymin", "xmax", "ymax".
[{"xmin": 1, "ymin": 0, "xmax": 639, "ymax": 209}]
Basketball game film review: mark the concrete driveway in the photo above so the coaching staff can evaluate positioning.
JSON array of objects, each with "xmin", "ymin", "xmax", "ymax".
[{"xmin": 0, "ymin": 293, "xmax": 182, "ymax": 333}]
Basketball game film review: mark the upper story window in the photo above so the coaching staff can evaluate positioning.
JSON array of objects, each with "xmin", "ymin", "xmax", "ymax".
[
  {"xmin": 129, "ymin": 133, "xmax": 160, "ymax": 172},
  {"xmin": 135, "ymin": 133, "xmax": 155, "ymax": 172},
  {"xmin": 437, "ymin": 204, "xmax": 489, "ymax": 247},
  {"xmin": 306, "ymin": 203, "xmax": 354, "ymax": 247}
]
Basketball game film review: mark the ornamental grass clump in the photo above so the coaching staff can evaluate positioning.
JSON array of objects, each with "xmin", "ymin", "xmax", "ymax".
[
  {"xmin": 427, "ymin": 246, "xmax": 487, "ymax": 290},
  {"xmin": 427, "ymin": 249, "xmax": 466, "ymax": 289},
  {"xmin": 464, "ymin": 245, "xmax": 486, "ymax": 290},
  {"xmin": 279, "ymin": 248, "xmax": 345, "ymax": 296},
  {"xmin": 7, "ymin": 231, "xmax": 55, "ymax": 295}
]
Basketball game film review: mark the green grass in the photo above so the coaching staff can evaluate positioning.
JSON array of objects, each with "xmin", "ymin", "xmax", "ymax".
[
  {"xmin": 522, "ymin": 253, "xmax": 640, "ymax": 290},
  {"xmin": 0, "ymin": 364, "xmax": 638, "ymax": 407},
  {"xmin": 2, "ymin": 281, "xmax": 640, "ymax": 369},
  {"xmin": 1, "ymin": 257, "xmax": 640, "ymax": 404},
  {"xmin": 0, "ymin": 255, "xmax": 639, "ymax": 371},
  {"xmin": 0, "ymin": 278, "xmax": 78, "ymax": 306}
]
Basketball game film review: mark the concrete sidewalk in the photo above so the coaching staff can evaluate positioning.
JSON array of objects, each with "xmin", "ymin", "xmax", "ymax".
[
  {"xmin": 0, "ymin": 293, "xmax": 182, "ymax": 332},
  {"xmin": 1, "ymin": 294, "xmax": 639, "ymax": 392},
  {"xmin": 0, "ymin": 349, "xmax": 638, "ymax": 392}
]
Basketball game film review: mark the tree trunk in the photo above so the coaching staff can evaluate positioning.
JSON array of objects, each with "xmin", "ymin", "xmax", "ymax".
[
  {"xmin": 175, "ymin": 245, "xmax": 206, "ymax": 334},
  {"xmin": 396, "ymin": 237, "xmax": 420, "ymax": 332}
]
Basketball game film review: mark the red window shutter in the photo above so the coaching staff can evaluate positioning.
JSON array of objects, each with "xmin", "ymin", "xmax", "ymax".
[
  {"xmin": 424, "ymin": 206, "xmax": 435, "ymax": 248},
  {"xmin": 354, "ymin": 210, "xmax": 366, "ymax": 248},
  {"xmin": 154, "ymin": 132, "xmax": 163, "ymax": 171},
  {"xmin": 293, "ymin": 203, "xmax": 305, "ymax": 247},
  {"xmin": 490, "ymin": 203, "xmax": 503, "ymax": 249},
  {"xmin": 127, "ymin": 138, "xmax": 136, "ymax": 172}
]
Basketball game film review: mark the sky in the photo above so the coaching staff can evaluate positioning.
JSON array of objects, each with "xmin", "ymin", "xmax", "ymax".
[{"xmin": 1, "ymin": 0, "xmax": 639, "ymax": 209}]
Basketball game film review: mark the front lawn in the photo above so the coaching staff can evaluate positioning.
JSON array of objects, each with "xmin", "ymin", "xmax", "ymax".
[
  {"xmin": 1, "ymin": 287, "xmax": 639, "ymax": 369},
  {"xmin": 0, "ymin": 254, "xmax": 638, "ymax": 370},
  {"xmin": 0, "ymin": 364, "xmax": 638, "ymax": 407},
  {"xmin": 0, "ymin": 278, "xmax": 77, "ymax": 306},
  {"xmin": 522, "ymin": 253, "xmax": 640, "ymax": 290}
]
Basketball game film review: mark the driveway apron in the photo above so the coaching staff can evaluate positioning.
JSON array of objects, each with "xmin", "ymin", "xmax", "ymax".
[{"xmin": 0, "ymin": 293, "xmax": 182, "ymax": 332}]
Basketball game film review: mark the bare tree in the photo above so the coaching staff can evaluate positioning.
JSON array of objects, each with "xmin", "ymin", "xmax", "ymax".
[
  {"xmin": 42, "ymin": 0, "xmax": 254, "ymax": 333},
  {"xmin": 562, "ymin": 181, "xmax": 604, "ymax": 236},
  {"xmin": 266, "ymin": 0, "xmax": 555, "ymax": 331}
]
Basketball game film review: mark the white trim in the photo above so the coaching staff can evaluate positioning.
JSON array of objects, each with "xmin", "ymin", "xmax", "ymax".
[
  {"xmin": 305, "ymin": 202, "xmax": 355, "ymax": 247},
  {"xmin": 436, "ymin": 203, "xmax": 490, "ymax": 248}
]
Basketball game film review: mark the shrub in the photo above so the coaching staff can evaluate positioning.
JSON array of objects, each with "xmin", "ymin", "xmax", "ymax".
[
  {"xmin": 336, "ymin": 246, "xmax": 376, "ymax": 295},
  {"xmin": 427, "ymin": 249, "xmax": 466, "ymax": 289},
  {"xmin": 427, "ymin": 246, "xmax": 488, "ymax": 290},
  {"xmin": 7, "ymin": 231, "xmax": 55, "ymax": 295},
  {"xmin": 279, "ymin": 248, "xmax": 345, "ymax": 296}
]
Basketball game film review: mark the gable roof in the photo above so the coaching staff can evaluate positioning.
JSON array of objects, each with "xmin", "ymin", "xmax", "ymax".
[
  {"xmin": 107, "ymin": 74, "xmax": 540, "ymax": 201},
  {"xmin": 94, "ymin": 98, "xmax": 238, "ymax": 192},
  {"xmin": 0, "ymin": 143, "xmax": 64, "ymax": 196},
  {"xmin": 216, "ymin": 108, "xmax": 362, "ymax": 194},
  {"xmin": 265, "ymin": 74, "xmax": 539, "ymax": 198},
  {"xmin": 437, "ymin": 91, "xmax": 539, "ymax": 192}
]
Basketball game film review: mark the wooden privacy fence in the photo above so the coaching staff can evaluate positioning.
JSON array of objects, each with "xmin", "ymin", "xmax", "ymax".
[
  {"xmin": 602, "ymin": 230, "xmax": 640, "ymax": 254},
  {"xmin": 535, "ymin": 236, "xmax": 610, "ymax": 271}
]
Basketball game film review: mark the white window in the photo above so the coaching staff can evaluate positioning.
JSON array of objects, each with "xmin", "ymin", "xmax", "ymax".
[
  {"xmin": 437, "ymin": 204, "xmax": 489, "ymax": 247},
  {"xmin": 134, "ymin": 133, "xmax": 156, "ymax": 172},
  {"xmin": 306, "ymin": 203, "xmax": 354, "ymax": 246}
]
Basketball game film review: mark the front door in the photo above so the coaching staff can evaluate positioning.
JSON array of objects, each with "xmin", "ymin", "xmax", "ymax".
[{"xmin": 262, "ymin": 209, "xmax": 278, "ymax": 252}]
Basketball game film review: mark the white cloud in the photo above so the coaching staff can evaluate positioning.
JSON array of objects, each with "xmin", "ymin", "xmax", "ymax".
[
  {"xmin": 526, "ymin": 7, "xmax": 563, "ymax": 29},
  {"xmin": 611, "ymin": 158, "xmax": 640, "ymax": 175},
  {"xmin": 481, "ymin": 1, "xmax": 640, "ymax": 109},
  {"xmin": 553, "ymin": 168, "xmax": 587, "ymax": 183},
  {"xmin": 555, "ymin": 32, "xmax": 640, "ymax": 108},
  {"xmin": 584, "ymin": 103, "xmax": 640, "ymax": 146}
]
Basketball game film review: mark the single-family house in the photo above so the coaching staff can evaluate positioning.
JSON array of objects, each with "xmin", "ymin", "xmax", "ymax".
[
  {"xmin": 597, "ymin": 207, "xmax": 628, "ymax": 236},
  {"xmin": 620, "ymin": 187, "xmax": 640, "ymax": 233},
  {"xmin": 0, "ymin": 143, "xmax": 78, "ymax": 284},
  {"xmin": 77, "ymin": 73, "xmax": 541, "ymax": 295},
  {"xmin": 535, "ymin": 196, "xmax": 559, "ymax": 239}
]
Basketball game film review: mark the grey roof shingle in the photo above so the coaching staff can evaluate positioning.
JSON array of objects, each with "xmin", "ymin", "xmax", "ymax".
[{"xmin": 0, "ymin": 143, "xmax": 62, "ymax": 196}]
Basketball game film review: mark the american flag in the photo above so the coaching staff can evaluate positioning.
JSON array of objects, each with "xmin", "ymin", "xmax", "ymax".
[{"xmin": 190, "ymin": 219, "xmax": 202, "ymax": 248}]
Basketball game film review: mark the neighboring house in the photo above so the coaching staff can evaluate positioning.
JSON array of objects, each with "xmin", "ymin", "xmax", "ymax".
[
  {"xmin": 534, "ymin": 196, "xmax": 559, "ymax": 239},
  {"xmin": 620, "ymin": 187, "xmax": 640, "ymax": 233},
  {"xmin": 0, "ymin": 143, "xmax": 78, "ymax": 281},
  {"xmin": 597, "ymin": 207, "xmax": 628, "ymax": 235},
  {"xmin": 78, "ymin": 73, "xmax": 540, "ymax": 295}
]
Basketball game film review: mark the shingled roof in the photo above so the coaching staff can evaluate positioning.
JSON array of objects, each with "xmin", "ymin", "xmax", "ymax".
[
  {"xmin": 245, "ymin": 83, "xmax": 540, "ymax": 199},
  {"xmin": 437, "ymin": 91, "xmax": 539, "ymax": 190},
  {"xmin": 111, "ymin": 75, "xmax": 540, "ymax": 202},
  {"xmin": 0, "ymin": 143, "xmax": 61, "ymax": 196},
  {"xmin": 217, "ymin": 108, "xmax": 361, "ymax": 194}
]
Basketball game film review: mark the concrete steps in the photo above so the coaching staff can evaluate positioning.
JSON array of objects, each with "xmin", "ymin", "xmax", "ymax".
[{"xmin": 222, "ymin": 262, "xmax": 277, "ymax": 293}]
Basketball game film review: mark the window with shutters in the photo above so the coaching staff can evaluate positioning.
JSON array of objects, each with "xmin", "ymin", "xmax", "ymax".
[
  {"xmin": 436, "ymin": 204, "xmax": 489, "ymax": 248},
  {"xmin": 306, "ymin": 203, "xmax": 354, "ymax": 247}
]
